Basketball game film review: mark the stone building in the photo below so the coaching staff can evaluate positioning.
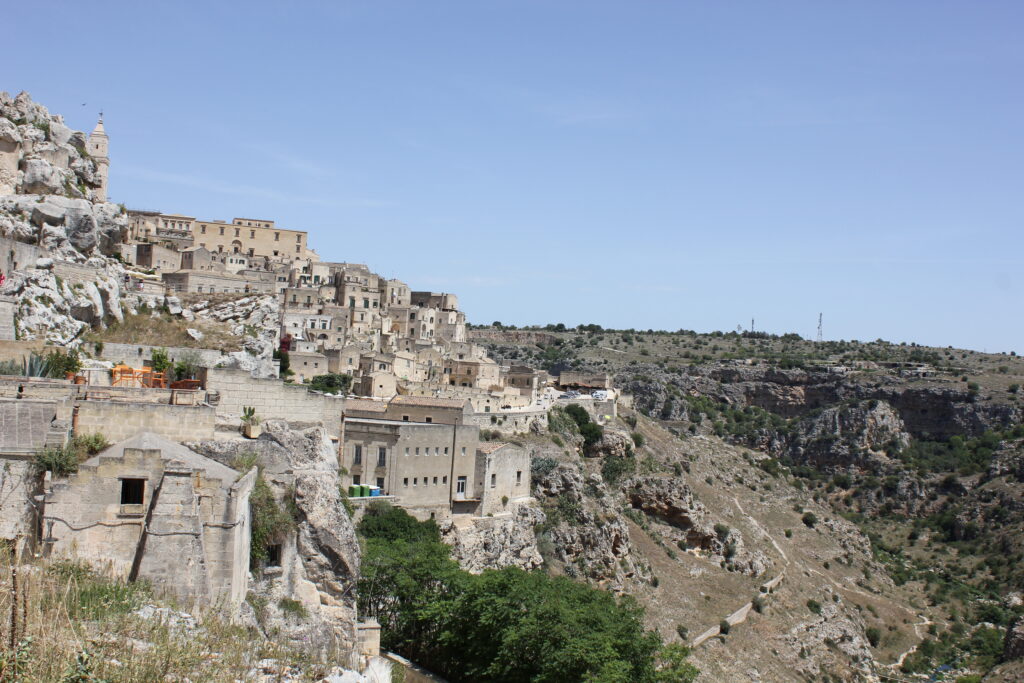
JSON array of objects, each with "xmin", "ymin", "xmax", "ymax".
[
  {"xmin": 192, "ymin": 217, "xmax": 310, "ymax": 262},
  {"xmin": 135, "ymin": 243, "xmax": 180, "ymax": 272},
  {"xmin": 87, "ymin": 117, "xmax": 109, "ymax": 202},
  {"xmin": 42, "ymin": 432, "xmax": 256, "ymax": 610},
  {"xmin": 475, "ymin": 442, "xmax": 531, "ymax": 516}
]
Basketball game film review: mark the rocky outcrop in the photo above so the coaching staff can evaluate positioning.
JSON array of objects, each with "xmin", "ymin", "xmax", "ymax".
[
  {"xmin": 786, "ymin": 399, "xmax": 911, "ymax": 469},
  {"xmin": 0, "ymin": 256, "xmax": 161, "ymax": 344},
  {"xmin": 589, "ymin": 428, "xmax": 632, "ymax": 458},
  {"xmin": 533, "ymin": 463, "xmax": 649, "ymax": 589},
  {"xmin": 441, "ymin": 502, "xmax": 545, "ymax": 572},
  {"xmin": 623, "ymin": 475, "xmax": 771, "ymax": 576},
  {"xmin": 618, "ymin": 362, "xmax": 1022, "ymax": 443},
  {"xmin": 0, "ymin": 91, "xmax": 107, "ymax": 202},
  {"xmin": 623, "ymin": 476, "xmax": 715, "ymax": 548},
  {"xmin": 188, "ymin": 422, "xmax": 361, "ymax": 658}
]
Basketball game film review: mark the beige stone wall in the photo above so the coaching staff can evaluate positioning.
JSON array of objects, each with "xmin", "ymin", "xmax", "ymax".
[
  {"xmin": 479, "ymin": 444, "xmax": 531, "ymax": 516},
  {"xmin": 193, "ymin": 218, "xmax": 309, "ymax": 261},
  {"xmin": 44, "ymin": 448, "xmax": 254, "ymax": 610},
  {"xmin": 205, "ymin": 367, "xmax": 344, "ymax": 435},
  {"xmin": 342, "ymin": 419, "xmax": 480, "ymax": 512},
  {"xmin": 74, "ymin": 401, "xmax": 215, "ymax": 442},
  {"xmin": 0, "ymin": 458, "xmax": 40, "ymax": 541}
]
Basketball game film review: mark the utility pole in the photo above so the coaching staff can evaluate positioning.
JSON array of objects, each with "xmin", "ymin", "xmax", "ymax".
[{"xmin": 817, "ymin": 313, "xmax": 823, "ymax": 343}]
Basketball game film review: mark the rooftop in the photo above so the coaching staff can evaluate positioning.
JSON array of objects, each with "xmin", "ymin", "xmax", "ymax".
[
  {"xmin": 87, "ymin": 432, "xmax": 242, "ymax": 489},
  {"xmin": 390, "ymin": 395, "xmax": 468, "ymax": 409}
]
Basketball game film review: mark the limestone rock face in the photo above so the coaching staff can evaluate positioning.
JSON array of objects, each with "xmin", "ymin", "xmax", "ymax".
[
  {"xmin": 590, "ymin": 428, "xmax": 632, "ymax": 458},
  {"xmin": 0, "ymin": 256, "xmax": 162, "ymax": 345},
  {"xmin": 533, "ymin": 463, "xmax": 648, "ymax": 589},
  {"xmin": 188, "ymin": 422, "xmax": 361, "ymax": 658},
  {"xmin": 0, "ymin": 90, "xmax": 107, "ymax": 202},
  {"xmin": 441, "ymin": 502, "xmax": 545, "ymax": 572},
  {"xmin": 787, "ymin": 399, "xmax": 911, "ymax": 468},
  {"xmin": 624, "ymin": 475, "xmax": 770, "ymax": 577}
]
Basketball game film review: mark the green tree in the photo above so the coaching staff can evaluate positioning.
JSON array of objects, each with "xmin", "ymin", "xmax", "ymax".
[{"xmin": 309, "ymin": 373, "xmax": 353, "ymax": 395}]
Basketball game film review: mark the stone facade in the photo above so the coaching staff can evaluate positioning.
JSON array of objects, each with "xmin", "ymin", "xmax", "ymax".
[
  {"xmin": 42, "ymin": 433, "xmax": 256, "ymax": 610},
  {"xmin": 74, "ymin": 401, "xmax": 216, "ymax": 442}
]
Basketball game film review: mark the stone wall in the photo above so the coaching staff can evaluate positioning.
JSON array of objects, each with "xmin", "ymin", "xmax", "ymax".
[
  {"xmin": 0, "ymin": 458, "xmax": 39, "ymax": 541},
  {"xmin": 74, "ymin": 401, "xmax": 215, "ymax": 442},
  {"xmin": 205, "ymin": 367, "xmax": 344, "ymax": 434},
  {"xmin": 96, "ymin": 342, "xmax": 225, "ymax": 368},
  {"xmin": 0, "ymin": 298, "xmax": 17, "ymax": 341},
  {"xmin": 51, "ymin": 260, "xmax": 105, "ymax": 287},
  {"xmin": 465, "ymin": 407, "xmax": 548, "ymax": 435},
  {"xmin": 0, "ymin": 235, "xmax": 47, "ymax": 274}
]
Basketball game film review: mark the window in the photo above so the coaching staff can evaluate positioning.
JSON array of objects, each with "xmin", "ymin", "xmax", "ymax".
[
  {"xmin": 297, "ymin": 235, "xmax": 302, "ymax": 242},
  {"xmin": 219, "ymin": 227, "xmax": 225, "ymax": 235},
  {"xmin": 490, "ymin": 474, "xmax": 496, "ymax": 488},
  {"xmin": 413, "ymin": 478, "xmax": 417, "ymax": 486},
  {"xmin": 433, "ymin": 476, "xmax": 438, "ymax": 485},
  {"xmin": 404, "ymin": 447, "xmax": 409, "ymax": 456},
  {"xmin": 461, "ymin": 447, "xmax": 466, "ymax": 456},
  {"xmin": 201, "ymin": 225, "xmax": 206, "ymax": 234},
  {"xmin": 353, "ymin": 445, "xmax": 362, "ymax": 465},
  {"xmin": 443, "ymin": 476, "xmax": 448, "ymax": 484},
  {"xmin": 444, "ymin": 447, "xmax": 449, "ymax": 455},
  {"xmin": 377, "ymin": 447, "xmax": 387, "ymax": 467},
  {"xmin": 376, "ymin": 477, "xmax": 384, "ymax": 489},
  {"xmin": 250, "ymin": 230, "xmax": 255, "ymax": 238},
  {"xmin": 415, "ymin": 447, "xmax": 420, "ymax": 455},
  {"xmin": 456, "ymin": 476, "xmax": 467, "ymax": 494},
  {"xmin": 234, "ymin": 228, "xmax": 240, "ymax": 237},
  {"xmin": 363, "ymin": 298, "xmax": 369, "ymax": 309},
  {"xmin": 402, "ymin": 415, "xmax": 409, "ymax": 422},
  {"xmin": 425, "ymin": 417, "xmax": 432, "ymax": 423},
  {"xmin": 403, "ymin": 478, "xmax": 409, "ymax": 487},
  {"xmin": 275, "ymin": 232, "xmax": 280, "ymax": 241},
  {"xmin": 353, "ymin": 475, "xmax": 360, "ymax": 485},
  {"xmin": 516, "ymin": 471, "xmax": 522, "ymax": 485},
  {"xmin": 120, "ymin": 478, "xmax": 145, "ymax": 505},
  {"xmin": 266, "ymin": 544, "xmax": 282, "ymax": 567}
]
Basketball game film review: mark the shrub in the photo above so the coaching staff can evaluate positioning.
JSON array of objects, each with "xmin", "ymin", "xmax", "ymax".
[
  {"xmin": 719, "ymin": 620, "xmax": 731, "ymax": 635},
  {"xmin": 602, "ymin": 455, "xmax": 636, "ymax": 484},
  {"xmin": 579, "ymin": 421, "xmax": 604, "ymax": 449},
  {"xmin": 309, "ymin": 373, "xmax": 352, "ymax": 395},
  {"xmin": 806, "ymin": 599, "xmax": 822, "ymax": 615},
  {"xmin": 150, "ymin": 347, "xmax": 171, "ymax": 373},
  {"xmin": 631, "ymin": 432, "xmax": 645, "ymax": 448},
  {"xmin": 278, "ymin": 597, "xmax": 308, "ymax": 618},
  {"xmin": 866, "ymin": 626, "xmax": 881, "ymax": 647},
  {"xmin": 784, "ymin": 529, "xmax": 793, "ymax": 538},
  {"xmin": 249, "ymin": 473, "xmax": 296, "ymax": 568},
  {"xmin": 802, "ymin": 512, "xmax": 818, "ymax": 528}
]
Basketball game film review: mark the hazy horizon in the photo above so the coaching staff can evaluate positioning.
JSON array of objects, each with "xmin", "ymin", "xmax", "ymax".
[{"xmin": 7, "ymin": 1, "xmax": 1022, "ymax": 353}]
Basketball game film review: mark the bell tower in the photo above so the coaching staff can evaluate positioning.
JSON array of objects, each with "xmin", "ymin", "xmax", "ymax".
[{"xmin": 88, "ymin": 114, "xmax": 109, "ymax": 202}]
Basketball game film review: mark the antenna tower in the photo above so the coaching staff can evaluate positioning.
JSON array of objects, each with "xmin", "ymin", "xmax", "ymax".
[{"xmin": 816, "ymin": 313, "xmax": 823, "ymax": 343}]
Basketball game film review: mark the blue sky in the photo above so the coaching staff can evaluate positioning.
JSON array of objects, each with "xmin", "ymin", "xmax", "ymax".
[{"xmin": 7, "ymin": 1, "xmax": 1023, "ymax": 352}]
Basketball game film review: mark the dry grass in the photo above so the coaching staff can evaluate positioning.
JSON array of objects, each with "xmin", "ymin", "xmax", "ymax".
[
  {"xmin": 84, "ymin": 312, "xmax": 243, "ymax": 353},
  {"xmin": 0, "ymin": 555, "xmax": 326, "ymax": 682}
]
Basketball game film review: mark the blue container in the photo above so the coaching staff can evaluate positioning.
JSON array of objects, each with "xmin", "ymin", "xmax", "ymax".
[{"xmin": 369, "ymin": 486, "xmax": 381, "ymax": 497}]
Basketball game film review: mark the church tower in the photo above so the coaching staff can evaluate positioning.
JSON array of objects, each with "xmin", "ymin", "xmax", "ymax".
[{"xmin": 88, "ymin": 116, "xmax": 109, "ymax": 202}]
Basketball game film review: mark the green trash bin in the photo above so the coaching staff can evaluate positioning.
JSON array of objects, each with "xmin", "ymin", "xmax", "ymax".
[
  {"xmin": 348, "ymin": 485, "xmax": 358, "ymax": 498},
  {"xmin": 360, "ymin": 484, "xmax": 370, "ymax": 498}
]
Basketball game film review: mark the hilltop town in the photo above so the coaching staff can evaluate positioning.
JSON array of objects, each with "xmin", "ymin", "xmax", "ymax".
[{"xmin": 1, "ymin": 92, "xmax": 1023, "ymax": 683}]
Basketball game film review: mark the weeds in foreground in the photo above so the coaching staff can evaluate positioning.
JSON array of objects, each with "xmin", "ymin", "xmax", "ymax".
[{"xmin": 0, "ymin": 556, "xmax": 332, "ymax": 681}]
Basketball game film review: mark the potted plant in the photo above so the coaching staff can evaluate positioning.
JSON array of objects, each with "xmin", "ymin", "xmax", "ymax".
[{"xmin": 241, "ymin": 406, "xmax": 262, "ymax": 439}]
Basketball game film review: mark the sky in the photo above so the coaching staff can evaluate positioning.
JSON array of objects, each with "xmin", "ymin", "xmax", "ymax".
[{"xmin": 6, "ymin": 1, "xmax": 1023, "ymax": 352}]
